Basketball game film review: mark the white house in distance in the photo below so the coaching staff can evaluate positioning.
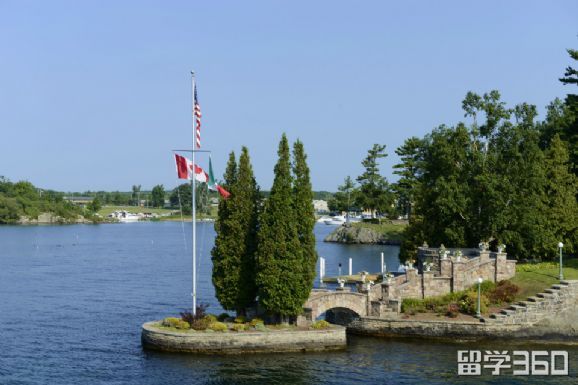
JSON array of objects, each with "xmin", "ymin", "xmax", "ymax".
[{"xmin": 312, "ymin": 200, "xmax": 329, "ymax": 214}]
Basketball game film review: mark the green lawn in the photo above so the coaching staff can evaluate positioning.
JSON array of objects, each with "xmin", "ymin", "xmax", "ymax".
[
  {"xmin": 350, "ymin": 221, "xmax": 407, "ymax": 241},
  {"xmin": 510, "ymin": 258, "xmax": 578, "ymax": 300},
  {"xmin": 98, "ymin": 205, "xmax": 175, "ymax": 216}
]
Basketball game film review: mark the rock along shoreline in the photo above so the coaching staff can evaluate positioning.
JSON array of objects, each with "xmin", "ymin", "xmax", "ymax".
[{"xmin": 324, "ymin": 224, "xmax": 401, "ymax": 245}]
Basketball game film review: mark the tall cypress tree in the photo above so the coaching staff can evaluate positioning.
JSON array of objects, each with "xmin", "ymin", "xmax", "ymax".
[
  {"xmin": 232, "ymin": 146, "xmax": 260, "ymax": 312},
  {"xmin": 256, "ymin": 134, "xmax": 303, "ymax": 319},
  {"xmin": 292, "ymin": 140, "xmax": 317, "ymax": 300},
  {"xmin": 544, "ymin": 134, "xmax": 578, "ymax": 256},
  {"xmin": 211, "ymin": 152, "xmax": 238, "ymax": 311}
]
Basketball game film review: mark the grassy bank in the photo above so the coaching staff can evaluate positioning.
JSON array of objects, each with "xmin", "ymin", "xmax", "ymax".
[
  {"xmin": 510, "ymin": 258, "xmax": 578, "ymax": 300},
  {"xmin": 350, "ymin": 221, "xmax": 407, "ymax": 242}
]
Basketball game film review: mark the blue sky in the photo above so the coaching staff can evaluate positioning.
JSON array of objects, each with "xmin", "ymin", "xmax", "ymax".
[{"xmin": 1, "ymin": 1, "xmax": 576, "ymax": 192}]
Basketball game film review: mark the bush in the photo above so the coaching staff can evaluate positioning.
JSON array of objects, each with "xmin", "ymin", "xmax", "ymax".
[
  {"xmin": 478, "ymin": 280, "xmax": 497, "ymax": 295},
  {"xmin": 209, "ymin": 322, "xmax": 227, "ymax": 332},
  {"xmin": 162, "ymin": 317, "xmax": 190, "ymax": 330},
  {"xmin": 231, "ymin": 323, "xmax": 246, "ymax": 332},
  {"xmin": 190, "ymin": 317, "xmax": 212, "ymax": 331},
  {"xmin": 234, "ymin": 316, "xmax": 246, "ymax": 324},
  {"xmin": 446, "ymin": 303, "xmax": 459, "ymax": 318},
  {"xmin": 459, "ymin": 291, "xmax": 488, "ymax": 315},
  {"xmin": 424, "ymin": 297, "xmax": 445, "ymax": 313},
  {"xmin": 254, "ymin": 323, "xmax": 268, "ymax": 332},
  {"xmin": 180, "ymin": 303, "xmax": 209, "ymax": 325},
  {"xmin": 249, "ymin": 318, "xmax": 264, "ymax": 327},
  {"xmin": 311, "ymin": 320, "xmax": 330, "ymax": 329},
  {"xmin": 217, "ymin": 313, "xmax": 230, "ymax": 322},
  {"xmin": 489, "ymin": 280, "xmax": 519, "ymax": 304},
  {"xmin": 401, "ymin": 298, "xmax": 426, "ymax": 314},
  {"xmin": 205, "ymin": 314, "xmax": 218, "ymax": 323}
]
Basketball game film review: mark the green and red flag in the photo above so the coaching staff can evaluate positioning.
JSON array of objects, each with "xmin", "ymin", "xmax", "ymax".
[{"xmin": 208, "ymin": 157, "xmax": 231, "ymax": 199}]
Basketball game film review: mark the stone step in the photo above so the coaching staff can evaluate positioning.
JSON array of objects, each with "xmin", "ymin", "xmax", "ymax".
[
  {"xmin": 543, "ymin": 288, "xmax": 559, "ymax": 294},
  {"xmin": 517, "ymin": 301, "xmax": 535, "ymax": 307},
  {"xmin": 500, "ymin": 309, "xmax": 515, "ymax": 315},
  {"xmin": 509, "ymin": 304, "xmax": 526, "ymax": 311},
  {"xmin": 490, "ymin": 313, "xmax": 507, "ymax": 319},
  {"xmin": 560, "ymin": 280, "xmax": 578, "ymax": 286},
  {"xmin": 526, "ymin": 296, "xmax": 543, "ymax": 302},
  {"xmin": 551, "ymin": 284, "xmax": 566, "ymax": 290},
  {"xmin": 536, "ymin": 293, "xmax": 554, "ymax": 299}
]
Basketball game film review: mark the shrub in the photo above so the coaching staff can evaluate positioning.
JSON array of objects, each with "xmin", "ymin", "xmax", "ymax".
[
  {"xmin": 401, "ymin": 298, "xmax": 426, "ymax": 314},
  {"xmin": 162, "ymin": 317, "xmax": 190, "ymax": 330},
  {"xmin": 254, "ymin": 323, "xmax": 267, "ymax": 332},
  {"xmin": 208, "ymin": 322, "xmax": 227, "ymax": 332},
  {"xmin": 478, "ymin": 280, "xmax": 497, "ymax": 295},
  {"xmin": 205, "ymin": 314, "xmax": 218, "ymax": 323},
  {"xmin": 190, "ymin": 317, "xmax": 212, "ymax": 331},
  {"xmin": 234, "ymin": 316, "xmax": 246, "ymax": 324},
  {"xmin": 311, "ymin": 320, "xmax": 330, "ymax": 329},
  {"xmin": 231, "ymin": 323, "xmax": 246, "ymax": 332},
  {"xmin": 446, "ymin": 303, "xmax": 459, "ymax": 318},
  {"xmin": 489, "ymin": 280, "xmax": 519, "ymax": 304},
  {"xmin": 180, "ymin": 303, "xmax": 209, "ymax": 326},
  {"xmin": 424, "ymin": 297, "xmax": 445, "ymax": 313},
  {"xmin": 162, "ymin": 317, "xmax": 180, "ymax": 327},
  {"xmin": 217, "ymin": 313, "xmax": 230, "ymax": 322},
  {"xmin": 459, "ymin": 291, "xmax": 488, "ymax": 315},
  {"xmin": 249, "ymin": 318, "xmax": 264, "ymax": 327}
]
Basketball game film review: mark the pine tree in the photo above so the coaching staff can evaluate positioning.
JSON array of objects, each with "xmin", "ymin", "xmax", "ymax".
[
  {"xmin": 256, "ymin": 134, "xmax": 303, "ymax": 319},
  {"xmin": 544, "ymin": 134, "xmax": 578, "ymax": 256},
  {"xmin": 393, "ymin": 137, "xmax": 424, "ymax": 220},
  {"xmin": 232, "ymin": 146, "xmax": 260, "ymax": 311},
  {"xmin": 327, "ymin": 176, "xmax": 357, "ymax": 213},
  {"xmin": 211, "ymin": 152, "xmax": 239, "ymax": 311},
  {"xmin": 355, "ymin": 144, "xmax": 391, "ymax": 217},
  {"xmin": 292, "ymin": 140, "xmax": 317, "ymax": 300}
]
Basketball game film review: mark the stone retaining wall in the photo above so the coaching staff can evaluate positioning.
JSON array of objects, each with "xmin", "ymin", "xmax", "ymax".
[
  {"xmin": 485, "ymin": 280, "xmax": 578, "ymax": 325},
  {"xmin": 349, "ymin": 280, "xmax": 578, "ymax": 341},
  {"xmin": 141, "ymin": 322, "xmax": 347, "ymax": 354}
]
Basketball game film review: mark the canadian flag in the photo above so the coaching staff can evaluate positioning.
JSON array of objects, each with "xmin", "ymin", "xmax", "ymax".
[{"xmin": 174, "ymin": 154, "xmax": 209, "ymax": 182}]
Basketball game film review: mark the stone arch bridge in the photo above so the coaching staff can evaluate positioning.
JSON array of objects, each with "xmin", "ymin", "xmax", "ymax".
[{"xmin": 297, "ymin": 289, "xmax": 368, "ymax": 326}]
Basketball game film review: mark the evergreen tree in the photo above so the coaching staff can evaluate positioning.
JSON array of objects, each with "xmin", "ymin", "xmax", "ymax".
[
  {"xmin": 231, "ymin": 147, "xmax": 260, "ymax": 311},
  {"xmin": 327, "ymin": 176, "xmax": 357, "ymax": 214},
  {"xmin": 151, "ymin": 184, "xmax": 165, "ymax": 208},
  {"xmin": 355, "ymin": 144, "xmax": 391, "ymax": 217},
  {"xmin": 393, "ymin": 137, "xmax": 424, "ymax": 219},
  {"xmin": 211, "ymin": 152, "xmax": 239, "ymax": 311},
  {"xmin": 256, "ymin": 134, "xmax": 303, "ymax": 319},
  {"xmin": 292, "ymin": 140, "xmax": 317, "ymax": 298},
  {"xmin": 543, "ymin": 134, "xmax": 578, "ymax": 256},
  {"xmin": 558, "ymin": 48, "xmax": 578, "ymax": 174}
]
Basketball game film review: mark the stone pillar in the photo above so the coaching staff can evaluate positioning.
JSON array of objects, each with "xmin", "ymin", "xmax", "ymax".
[
  {"xmin": 422, "ymin": 271, "xmax": 434, "ymax": 298},
  {"xmin": 452, "ymin": 260, "xmax": 466, "ymax": 292},
  {"xmin": 479, "ymin": 250, "xmax": 490, "ymax": 264},
  {"xmin": 440, "ymin": 258, "xmax": 452, "ymax": 277},
  {"xmin": 495, "ymin": 252, "xmax": 507, "ymax": 282},
  {"xmin": 406, "ymin": 268, "xmax": 418, "ymax": 282}
]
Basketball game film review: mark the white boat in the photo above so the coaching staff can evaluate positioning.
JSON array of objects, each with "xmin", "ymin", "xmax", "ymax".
[
  {"xmin": 109, "ymin": 210, "xmax": 140, "ymax": 223},
  {"xmin": 323, "ymin": 215, "xmax": 346, "ymax": 225}
]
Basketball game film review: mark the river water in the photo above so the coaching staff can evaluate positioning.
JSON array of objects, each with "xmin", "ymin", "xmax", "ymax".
[{"xmin": 0, "ymin": 222, "xmax": 575, "ymax": 384}]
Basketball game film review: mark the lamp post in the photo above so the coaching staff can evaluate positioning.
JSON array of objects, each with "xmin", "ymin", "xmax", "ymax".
[
  {"xmin": 558, "ymin": 242, "xmax": 564, "ymax": 281},
  {"xmin": 476, "ymin": 277, "xmax": 483, "ymax": 318},
  {"xmin": 338, "ymin": 263, "xmax": 342, "ymax": 279}
]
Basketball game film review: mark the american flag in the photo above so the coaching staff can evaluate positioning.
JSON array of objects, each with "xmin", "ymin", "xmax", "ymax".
[{"xmin": 194, "ymin": 85, "xmax": 201, "ymax": 148}]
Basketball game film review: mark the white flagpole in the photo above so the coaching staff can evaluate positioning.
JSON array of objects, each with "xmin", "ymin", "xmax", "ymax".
[{"xmin": 191, "ymin": 71, "xmax": 197, "ymax": 316}]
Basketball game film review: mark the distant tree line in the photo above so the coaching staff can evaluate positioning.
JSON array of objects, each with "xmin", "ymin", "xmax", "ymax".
[{"xmin": 0, "ymin": 178, "xmax": 84, "ymax": 223}]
